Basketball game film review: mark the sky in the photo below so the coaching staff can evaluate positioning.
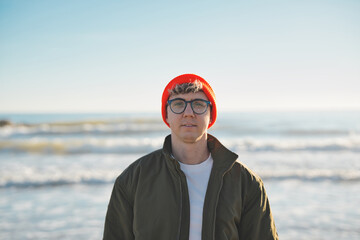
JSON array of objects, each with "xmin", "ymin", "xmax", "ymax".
[{"xmin": 0, "ymin": 0, "xmax": 359, "ymax": 113}]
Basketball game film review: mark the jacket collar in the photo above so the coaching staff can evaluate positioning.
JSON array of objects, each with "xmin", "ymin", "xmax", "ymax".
[
  {"xmin": 162, "ymin": 134, "xmax": 238, "ymax": 173},
  {"xmin": 207, "ymin": 134, "xmax": 238, "ymax": 172}
]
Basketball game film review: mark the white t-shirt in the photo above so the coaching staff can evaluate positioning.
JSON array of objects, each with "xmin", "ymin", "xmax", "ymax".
[{"xmin": 178, "ymin": 154, "xmax": 213, "ymax": 240}]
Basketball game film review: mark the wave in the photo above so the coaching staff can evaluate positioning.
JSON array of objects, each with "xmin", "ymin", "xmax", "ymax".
[
  {"xmin": 0, "ymin": 137, "xmax": 164, "ymax": 154},
  {"xmin": 0, "ymin": 119, "xmax": 167, "ymax": 137},
  {"xmin": 1, "ymin": 169, "xmax": 359, "ymax": 189},
  {"xmin": 259, "ymin": 170, "xmax": 360, "ymax": 182},
  {"xmin": 0, "ymin": 173, "xmax": 116, "ymax": 188},
  {"xmin": 1, "ymin": 137, "xmax": 360, "ymax": 154},
  {"xmin": 1, "ymin": 118, "xmax": 358, "ymax": 138},
  {"xmin": 224, "ymin": 137, "xmax": 360, "ymax": 152},
  {"xmin": 1, "ymin": 178, "xmax": 113, "ymax": 188}
]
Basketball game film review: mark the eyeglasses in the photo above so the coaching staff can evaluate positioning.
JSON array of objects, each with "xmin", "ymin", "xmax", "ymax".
[{"xmin": 167, "ymin": 98, "xmax": 211, "ymax": 115}]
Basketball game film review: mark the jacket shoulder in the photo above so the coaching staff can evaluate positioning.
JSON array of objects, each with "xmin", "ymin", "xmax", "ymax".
[
  {"xmin": 234, "ymin": 160, "xmax": 263, "ymax": 182},
  {"xmin": 227, "ymin": 160, "xmax": 266, "ymax": 197}
]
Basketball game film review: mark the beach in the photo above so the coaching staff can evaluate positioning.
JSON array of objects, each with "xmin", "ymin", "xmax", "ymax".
[{"xmin": 0, "ymin": 111, "xmax": 359, "ymax": 239}]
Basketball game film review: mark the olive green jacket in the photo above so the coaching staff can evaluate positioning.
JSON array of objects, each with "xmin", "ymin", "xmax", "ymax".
[{"xmin": 103, "ymin": 134, "xmax": 278, "ymax": 240}]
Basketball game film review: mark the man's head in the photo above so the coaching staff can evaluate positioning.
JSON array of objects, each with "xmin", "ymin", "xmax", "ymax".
[{"xmin": 161, "ymin": 74, "xmax": 217, "ymax": 129}]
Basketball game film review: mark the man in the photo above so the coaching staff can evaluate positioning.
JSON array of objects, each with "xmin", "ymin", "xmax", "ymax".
[{"xmin": 103, "ymin": 74, "xmax": 278, "ymax": 240}]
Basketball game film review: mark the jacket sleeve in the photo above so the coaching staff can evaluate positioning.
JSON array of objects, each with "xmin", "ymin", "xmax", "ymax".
[
  {"xmin": 238, "ymin": 179, "xmax": 278, "ymax": 240},
  {"xmin": 103, "ymin": 177, "xmax": 135, "ymax": 240}
]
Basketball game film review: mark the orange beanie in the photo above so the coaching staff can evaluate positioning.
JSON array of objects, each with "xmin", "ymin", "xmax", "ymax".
[{"xmin": 161, "ymin": 73, "xmax": 217, "ymax": 129}]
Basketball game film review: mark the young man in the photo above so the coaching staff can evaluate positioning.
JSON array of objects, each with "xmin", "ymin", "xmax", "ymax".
[{"xmin": 103, "ymin": 74, "xmax": 278, "ymax": 240}]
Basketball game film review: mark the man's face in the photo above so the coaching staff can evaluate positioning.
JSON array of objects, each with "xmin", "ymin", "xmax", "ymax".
[{"xmin": 166, "ymin": 91, "xmax": 211, "ymax": 144}]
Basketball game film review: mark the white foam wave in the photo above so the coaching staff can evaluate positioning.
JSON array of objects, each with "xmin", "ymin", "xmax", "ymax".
[
  {"xmin": 0, "ymin": 137, "xmax": 164, "ymax": 154},
  {"xmin": 1, "ymin": 118, "xmax": 357, "ymax": 138},
  {"xmin": 1, "ymin": 136, "xmax": 359, "ymax": 155},
  {"xmin": 0, "ymin": 120, "xmax": 167, "ymax": 137},
  {"xmin": 223, "ymin": 137, "xmax": 360, "ymax": 153},
  {"xmin": 259, "ymin": 170, "xmax": 360, "ymax": 182},
  {"xmin": 1, "ymin": 168, "xmax": 358, "ymax": 189},
  {"xmin": 0, "ymin": 169, "xmax": 118, "ymax": 188},
  {"xmin": 0, "ymin": 153, "xmax": 140, "ymax": 188}
]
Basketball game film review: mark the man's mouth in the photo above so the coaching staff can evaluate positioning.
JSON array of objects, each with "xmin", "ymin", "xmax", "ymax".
[{"xmin": 182, "ymin": 124, "xmax": 196, "ymax": 127}]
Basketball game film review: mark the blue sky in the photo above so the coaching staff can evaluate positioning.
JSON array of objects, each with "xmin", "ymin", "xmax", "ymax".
[{"xmin": 1, "ymin": 0, "xmax": 359, "ymax": 113}]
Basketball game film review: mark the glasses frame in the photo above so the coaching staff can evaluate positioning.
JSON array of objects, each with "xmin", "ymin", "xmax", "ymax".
[{"xmin": 167, "ymin": 98, "xmax": 211, "ymax": 115}]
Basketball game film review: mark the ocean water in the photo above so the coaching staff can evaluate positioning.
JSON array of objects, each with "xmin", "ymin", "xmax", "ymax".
[{"xmin": 0, "ymin": 111, "xmax": 359, "ymax": 239}]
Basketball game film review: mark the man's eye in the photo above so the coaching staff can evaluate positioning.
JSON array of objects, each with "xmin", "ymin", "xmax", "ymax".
[
  {"xmin": 173, "ymin": 101, "xmax": 185, "ymax": 107},
  {"xmin": 193, "ymin": 101, "xmax": 206, "ymax": 107}
]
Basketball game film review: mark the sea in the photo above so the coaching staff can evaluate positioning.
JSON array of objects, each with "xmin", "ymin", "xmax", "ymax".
[{"xmin": 0, "ymin": 111, "xmax": 359, "ymax": 240}]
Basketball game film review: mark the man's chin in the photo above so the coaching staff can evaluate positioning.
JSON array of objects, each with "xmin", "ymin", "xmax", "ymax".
[{"xmin": 180, "ymin": 133, "xmax": 206, "ymax": 144}]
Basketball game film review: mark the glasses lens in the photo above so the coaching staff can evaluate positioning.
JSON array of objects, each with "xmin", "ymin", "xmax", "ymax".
[
  {"xmin": 191, "ymin": 100, "xmax": 208, "ymax": 114},
  {"xmin": 170, "ymin": 99, "xmax": 186, "ymax": 113}
]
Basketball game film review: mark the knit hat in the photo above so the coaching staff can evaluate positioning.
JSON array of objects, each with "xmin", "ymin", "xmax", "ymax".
[{"xmin": 161, "ymin": 73, "xmax": 217, "ymax": 129}]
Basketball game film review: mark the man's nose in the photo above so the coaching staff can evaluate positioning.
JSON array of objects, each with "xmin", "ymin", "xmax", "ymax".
[{"xmin": 183, "ymin": 102, "xmax": 195, "ymax": 116}]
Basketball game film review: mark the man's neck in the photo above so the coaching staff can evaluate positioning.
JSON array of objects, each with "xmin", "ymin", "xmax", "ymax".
[{"xmin": 171, "ymin": 134, "xmax": 210, "ymax": 165}]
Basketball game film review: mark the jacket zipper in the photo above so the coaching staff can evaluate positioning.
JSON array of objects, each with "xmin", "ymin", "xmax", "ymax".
[
  {"xmin": 175, "ymin": 161, "xmax": 190, "ymax": 240},
  {"xmin": 205, "ymin": 165, "xmax": 236, "ymax": 240},
  {"xmin": 210, "ymin": 173, "xmax": 225, "ymax": 239},
  {"xmin": 172, "ymin": 156, "xmax": 183, "ymax": 240}
]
